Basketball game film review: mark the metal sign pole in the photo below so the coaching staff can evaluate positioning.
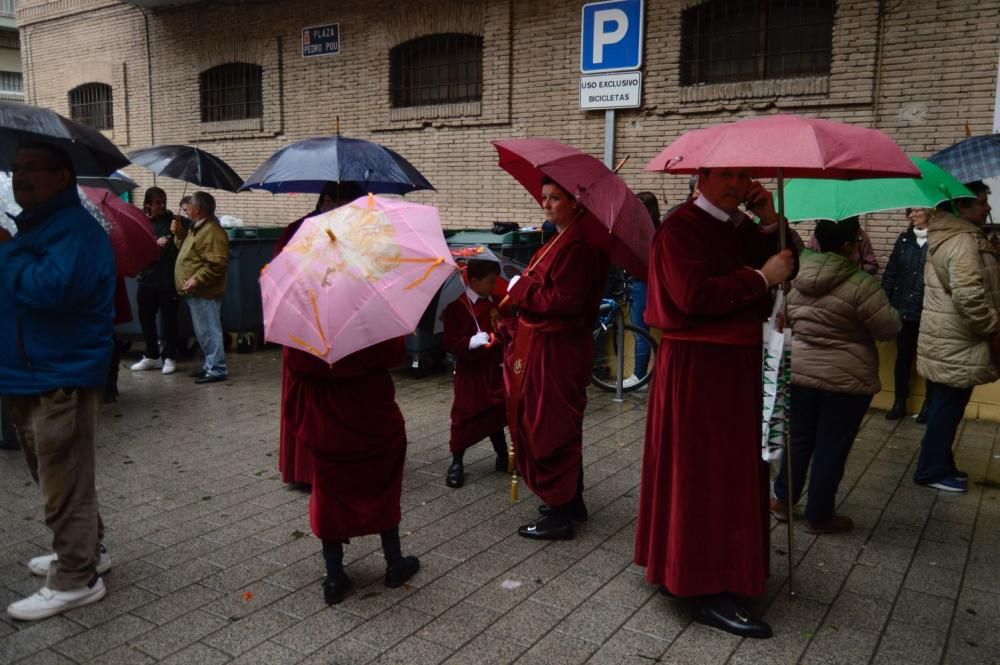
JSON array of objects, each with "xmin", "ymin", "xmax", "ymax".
[{"xmin": 603, "ymin": 109, "xmax": 626, "ymax": 404}]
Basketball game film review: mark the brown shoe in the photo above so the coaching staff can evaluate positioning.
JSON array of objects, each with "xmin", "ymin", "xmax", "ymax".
[
  {"xmin": 769, "ymin": 497, "xmax": 789, "ymax": 522},
  {"xmin": 805, "ymin": 515, "xmax": 853, "ymax": 534}
]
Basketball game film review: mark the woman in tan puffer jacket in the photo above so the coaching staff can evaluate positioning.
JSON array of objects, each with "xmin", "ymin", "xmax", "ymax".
[
  {"xmin": 772, "ymin": 219, "xmax": 900, "ymax": 534},
  {"xmin": 914, "ymin": 185, "xmax": 998, "ymax": 492}
]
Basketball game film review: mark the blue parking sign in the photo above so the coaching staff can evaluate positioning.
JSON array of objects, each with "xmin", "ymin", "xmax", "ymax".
[{"xmin": 581, "ymin": 0, "xmax": 643, "ymax": 73}]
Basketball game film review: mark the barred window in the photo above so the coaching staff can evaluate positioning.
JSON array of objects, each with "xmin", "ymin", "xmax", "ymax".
[
  {"xmin": 69, "ymin": 83, "xmax": 113, "ymax": 130},
  {"xmin": 199, "ymin": 63, "xmax": 262, "ymax": 123},
  {"xmin": 390, "ymin": 33, "xmax": 483, "ymax": 108},
  {"xmin": 680, "ymin": 0, "xmax": 834, "ymax": 86},
  {"xmin": 0, "ymin": 71, "xmax": 22, "ymax": 95}
]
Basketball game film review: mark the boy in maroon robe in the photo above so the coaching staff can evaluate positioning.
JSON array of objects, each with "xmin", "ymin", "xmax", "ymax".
[
  {"xmin": 503, "ymin": 178, "xmax": 609, "ymax": 541},
  {"xmin": 633, "ymin": 168, "xmax": 795, "ymax": 639},
  {"xmin": 442, "ymin": 259, "xmax": 508, "ymax": 488},
  {"xmin": 293, "ymin": 337, "xmax": 419, "ymax": 605}
]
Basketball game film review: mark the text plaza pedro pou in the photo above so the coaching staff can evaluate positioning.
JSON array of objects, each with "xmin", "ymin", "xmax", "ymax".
[{"xmin": 580, "ymin": 75, "xmax": 640, "ymax": 104}]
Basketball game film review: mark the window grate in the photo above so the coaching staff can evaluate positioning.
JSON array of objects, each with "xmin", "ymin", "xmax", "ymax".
[
  {"xmin": 390, "ymin": 33, "xmax": 483, "ymax": 108},
  {"xmin": 199, "ymin": 63, "xmax": 263, "ymax": 123},
  {"xmin": 0, "ymin": 71, "xmax": 22, "ymax": 94},
  {"xmin": 680, "ymin": 0, "xmax": 834, "ymax": 86},
  {"xmin": 69, "ymin": 83, "xmax": 113, "ymax": 130}
]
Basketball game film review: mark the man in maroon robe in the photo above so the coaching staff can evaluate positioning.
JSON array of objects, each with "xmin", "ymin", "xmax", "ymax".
[
  {"xmin": 633, "ymin": 168, "xmax": 795, "ymax": 639},
  {"xmin": 504, "ymin": 178, "xmax": 609, "ymax": 541},
  {"xmin": 442, "ymin": 260, "xmax": 508, "ymax": 488}
]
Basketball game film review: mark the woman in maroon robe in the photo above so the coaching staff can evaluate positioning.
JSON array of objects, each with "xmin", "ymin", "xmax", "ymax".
[
  {"xmin": 442, "ymin": 259, "xmax": 508, "ymax": 488},
  {"xmin": 503, "ymin": 177, "xmax": 609, "ymax": 541},
  {"xmin": 633, "ymin": 169, "xmax": 795, "ymax": 639},
  {"xmin": 274, "ymin": 182, "xmax": 363, "ymax": 487}
]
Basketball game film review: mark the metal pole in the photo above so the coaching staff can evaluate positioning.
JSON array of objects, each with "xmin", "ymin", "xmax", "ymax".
[
  {"xmin": 777, "ymin": 168, "xmax": 796, "ymax": 598},
  {"xmin": 604, "ymin": 109, "xmax": 626, "ymax": 401},
  {"xmin": 604, "ymin": 109, "xmax": 616, "ymax": 167}
]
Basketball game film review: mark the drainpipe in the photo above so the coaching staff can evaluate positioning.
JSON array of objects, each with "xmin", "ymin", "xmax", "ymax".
[
  {"xmin": 872, "ymin": 0, "xmax": 887, "ymax": 130},
  {"xmin": 140, "ymin": 6, "xmax": 155, "ymax": 185}
]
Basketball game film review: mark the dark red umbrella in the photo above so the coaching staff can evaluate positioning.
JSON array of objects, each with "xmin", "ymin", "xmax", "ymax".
[
  {"xmin": 492, "ymin": 138, "xmax": 654, "ymax": 278},
  {"xmin": 80, "ymin": 186, "xmax": 160, "ymax": 277}
]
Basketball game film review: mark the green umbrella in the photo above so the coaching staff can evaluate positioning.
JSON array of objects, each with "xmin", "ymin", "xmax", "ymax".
[{"xmin": 783, "ymin": 157, "xmax": 974, "ymax": 222}]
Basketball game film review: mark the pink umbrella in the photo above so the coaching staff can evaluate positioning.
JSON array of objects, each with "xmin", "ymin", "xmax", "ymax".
[
  {"xmin": 492, "ymin": 138, "xmax": 654, "ymax": 277},
  {"xmin": 645, "ymin": 114, "xmax": 920, "ymax": 179},
  {"xmin": 260, "ymin": 194, "xmax": 457, "ymax": 365},
  {"xmin": 80, "ymin": 186, "xmax": 159, "ymax": 277}
]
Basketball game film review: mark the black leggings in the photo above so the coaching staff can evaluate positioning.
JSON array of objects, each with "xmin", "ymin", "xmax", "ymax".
[{"xmin": 894, "ymin": 319, "xmax": 920, "ymax": 403}]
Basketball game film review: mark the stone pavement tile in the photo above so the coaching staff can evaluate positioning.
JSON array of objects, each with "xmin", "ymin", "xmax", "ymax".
[
  {"xmin": 200, "ymin": 555, "xmax": 285, "ymax": 593},
  {"xmin": 487, "ymin": 532, "xmax": 548, "ymax": 561},
  {"xmin": 875, "ymin": 619, "xmax": 946, "ymax": 665},
  {"xmin": 347, "ymin": 605, "xmax": 434, "ymax": 651},
  {"xmin": 63, "ymin": 583, "xmax": 159, "ymax": 628},
  {"xmin": 101, "ymin": 559, "xmax": 165, "ymax": 590},
  {"xmin": 485, "ymin": 599, "xmax": 569, "ymax": 648},
  {"xmin": 730, "ymin": 594, "xmax": 828, "ymax": 665},
  {"xmin": 881, "ymin": 501, "xmax": 932, "ymax": 528},
  {"xmin": 416, "ymin": 600, "xmax": 500, "ymax": 650},
  {"xmin": 227, "ymin": 639, "xmax": 302, "ymax": 665},
  {"xmin": 269, "ymin": 582, "xmax": 329, "ymax": 620},
  {"xmin": 131, "ymin": 608, "xmax": 231, "ymax": 659},
  {"xmin": 0, "ymin": 617, "xmax": 83, "ymax": 665},
  {"xmin": 92, "ymin": 644, "xmax": 155, "ymax": 664},
  {"xmin": 869, "ymin": 520, "xmax": 923, "ymax": 549},
  {"xmin": 591, "ymin": 568, "xmax": 655, "ymax": 611},
  {"xmin": 337, "ymin": 580, "xmax": 416, "ymax": 621},
  {"xmin": 824, "ymin": 590, "xmax": 891, "ymax": 632},
  {"xmin": 857, "ymin": 540, "xmax": 915, "ymax": 573},
  {"xmin": 271, "ymin": 607, "xmax": 363, "ymax": 655},
  {"xmin": 399, "ymin": 572, "xmax": 480, "ymax": 617},
  {"xmin": 158, "ymin": 643, "xmax": 232, "ymax": 665},
  {"xmin": 299, "ymin": 636, "xmax": 383, "ymax": 665},
  {"xmin": 264, "ymin": 556, "xmax": 323, "ymax": 593},
  {"xmin": 463, "ymin": 572, "xmax": 537, "ymax": 614},
  {"xmin": 891, "ymin": 589, "xmax": 955, "ymax": 630},
  {"xmin": 912, "ymin": 539, "xmax": 969, "ymax": 572},
  {"xmin": 800, "ymin": 624, "xmax": 879, "ymax": 665},
  {"xmin": 134, "ymin": 557, "xmax": 223, "ymax": 596},
  {"xmin": 800, "ymin": 540, "xmax": 863, "ymax": 576},
  {"xmin": 514, "ymin": 630, "xmax": 597, "ymax": 665},
  {"xmin": 793, "ymin": 563, "xmax": 850, "ymax": 604},
  {"xmin": 553, "ymin": 597, "xmax": 634, "ymax": 646},
  {"xmin": 903, "ymin": 561, "xmax": 962, "ymax": 599},
  {"xmin": 585, "ymin": 627, "xmax": 670, "ymax": 665},
  {"xmin": 199, "ymin": 535, "xmax": 282, "ymax": 568},
  {"xmin": 660, "ymin": 623, "xmax": 740, "ymax": 664},
  {"xmin": 622, "ymin": 595, "xmax": 689, "ymax": 644},
  {"xmin": 9, "ymin": 649, "xmax": 75, "ymax": 665},
  {"xmin": 441, "ymin": 633, "xmax": 526, "ymax": 665},
  {"xmin": 957, "ymin": 585, "xmax": 1000, "ymax": 624},
  {"xmin": 501, "ymin": 549, "xmax": 575, "ymax": 587},
  {"xmin": 130, "ymin": 582, "xmax": 223, "ymax": 625},
  {"xmin": 446, "ymin": 550, "xmax": 519, "ymax": 586},
  {"xmin": 51, "ymin": 613, "xmax": 155, "ymax": 663},
  {"xmin": 256, "ymin": 532, "xmax": 319, "ymax": 567},
  {"xmin": 203, "ymin": 581, "xmax": 290, "ymax": 621},
  {"xmin": 946, "ymin": 616, "xmax": 1000, "ymax": 663},
  {"xmin": 931, "ymin": 500, "xmax": 978, "ymax": 526},
  {"xmin": 142, "ymin": 534, "xmax": 221, "ymax": 569},
  {"xmin": 204, "ymin": 607, "xmax": 299, "ymax": 656},
  {"xmin": 529, "ymin": 570, "xmax": 605, "ymax": 612},
  {"xmin": 372, "ymin": 636, "xmax": 452, "ymax": 665},
  {"xmin": 565, "ymin": 545, "xmax": 632, "ymax": 583}
]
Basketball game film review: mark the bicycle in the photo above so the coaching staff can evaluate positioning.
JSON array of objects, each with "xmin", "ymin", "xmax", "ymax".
[{"xmin": 591, "ymin": 274, "xmax": 658, "ymax": 393}]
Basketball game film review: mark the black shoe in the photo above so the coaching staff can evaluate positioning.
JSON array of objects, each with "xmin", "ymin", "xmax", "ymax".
[
  {"xmin": 445, "ymin": 462, "xmax": 464, "ymax": 488},
  {"xmin": 693, "ymin": 594, "xmax": 772, "ymax": 639},
  {"xmin": 518, "ymin": 513, "xmax": 575, "ymax": 540},
  {"xmin": 322, "ymin": 572, "xmax": 353, "ymax": 605},
  {"xmin": 385, "ymin": 556, "xmax": 420, "ymax": 588},
  {"xmin": 886, "ymin": 402, "xmax": 907, "ymax": 420},
  {"xmin": 188, "ymin": 369, "xmax": 206, "ymax": 378},
  {"xmin": 915, "ymin": 403, "xmax": 929, "ymax": 424},
  {"xmin": 195, "ymin": 373, "xmax": 227, "ymax": 385},
  {"xmin": 658, "ymin": 585, "xmax": 677, "ymax": 599},
  {"xmin": 495, "ymin": 455, "xmax": 509, "ymax": 472},
  {"xmin": 538, "ymin": 500, "xmax": 588, "ymax": 522}
]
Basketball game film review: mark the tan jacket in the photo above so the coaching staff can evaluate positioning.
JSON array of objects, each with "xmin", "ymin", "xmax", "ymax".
[
  {"xmin": 917, "ymin": 211, "xmax": 1000, "ymax": 388},
  {"xmin": 789, "ymin": 250, "xmax": 901, "ymax": 395},
  {"xmin": 174, "ymin": 218, "xmax": 230, "ymax": 299}
]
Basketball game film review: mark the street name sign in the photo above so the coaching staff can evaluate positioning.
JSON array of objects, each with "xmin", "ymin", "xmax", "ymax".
[{"xmin": 302, "ymin": 23, "xmax": 341, "ymax": 58}]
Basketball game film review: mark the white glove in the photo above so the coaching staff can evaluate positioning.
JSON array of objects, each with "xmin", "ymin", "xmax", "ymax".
[
  {"xmin": 469, "ymin": 332, "xmax": 491, "ymax": 350},
  {"xmin": 507, "ymin": 275, "xmax": 521, "ymax": 291}
]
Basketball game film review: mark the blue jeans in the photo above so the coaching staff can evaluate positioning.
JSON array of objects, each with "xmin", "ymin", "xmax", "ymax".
[
  {"xmin": 914, "ymin": 381, "xmax": 971, "ymax": 484},
  {"xmin": 186, "ymin": 297, "xmax": 227, "ymax": 378},
  {"xmin": 773, "ymin": 385, "xmax": 871, "ymax": 523},
  {"xmin": 629, "ymin": 280, "xmax": 651, "ymax": 378}
]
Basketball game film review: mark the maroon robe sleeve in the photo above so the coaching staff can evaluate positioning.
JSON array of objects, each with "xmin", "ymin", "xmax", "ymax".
[
  {"xmin": 507, "ymin": 239, "xmax": 603, "ymax": 317},
  {"xmin": 443, "ymin": 298, "xmax": 477, "ymax": 361}
]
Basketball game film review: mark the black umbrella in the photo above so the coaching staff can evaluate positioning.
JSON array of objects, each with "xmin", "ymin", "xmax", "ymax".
[
  {"xmin": 78, "ymin": 170, "xmax": 138, "ymax": 196},
  {"xmin": 239, "ymin": 136, "xmax": 434, "ymax": 195},
  {"xmin": 0, "ymin": 100, "xmax": 129, "ymax": 177},
  {"xmin": 128, "ymin": 145, "xmax": 243, "ymax": 193}
]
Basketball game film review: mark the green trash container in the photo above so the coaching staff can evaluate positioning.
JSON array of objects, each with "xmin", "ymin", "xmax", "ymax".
[
  {"xmin": 222, "ymin": 226, "xmax": 286, "ymax": 353},
  {"xmin": 445, "ymin": 228, "xmax": 551, "ymax": 267}
]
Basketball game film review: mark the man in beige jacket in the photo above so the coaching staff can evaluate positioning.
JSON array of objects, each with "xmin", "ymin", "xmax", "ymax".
[
  {"xmin": 915, "ymin": 182, "xmax": 997, "ymax": 492},
  {"xmin": 171, "ymin": 191, "xmax": 230, "ymax": 384}
]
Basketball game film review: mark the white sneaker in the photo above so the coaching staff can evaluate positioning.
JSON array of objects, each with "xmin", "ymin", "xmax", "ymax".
[
  {"xmin": 622, "ymin": 374, "xmax": 641, "ymax": 389},
  {"xmin": 29, "ymin": 543, "xmax": 111, "ymax": 577},
  {"xmin": 161, "ymin": 359, "xmax": 177, "ymax": 375},
  {"xmin": 130, "ymin": 356, "xmax": 163, "ymax": 371},
  {"xmin": 7, "ymin": 577, "xmax": 106, "ymax": 621}
]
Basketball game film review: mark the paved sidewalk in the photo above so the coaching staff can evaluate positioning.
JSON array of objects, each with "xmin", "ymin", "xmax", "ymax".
[{"xmin": 0, "ymin": 349, "xmax": 997, "ymax": 664}]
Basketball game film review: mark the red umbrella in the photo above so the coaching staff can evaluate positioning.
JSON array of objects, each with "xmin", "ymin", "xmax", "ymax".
[
  {"xmin": 492, "ymin": 138, "xmax": 654, "ymax": 277},
  {"xmin": 80, "ymin": 186, "xmax": 160, "ymax": 277},
  {"xmin": 645, "ymin": 114, "xmax": 919, "ymax": 179}
]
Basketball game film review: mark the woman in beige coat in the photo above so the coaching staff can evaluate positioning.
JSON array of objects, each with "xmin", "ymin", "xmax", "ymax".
[
  {"xmin": 914, "ymin": 182, "xmax": 997, "ymax": 492},
  {"xmin": 771, "ymin": 220, "xmax": 901, "ymax": 533}
]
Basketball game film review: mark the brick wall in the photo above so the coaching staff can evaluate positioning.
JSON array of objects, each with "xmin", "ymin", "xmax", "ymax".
[{"xmin": 17, "ymin": 0, "xmax": 1000, "ymax": 270}]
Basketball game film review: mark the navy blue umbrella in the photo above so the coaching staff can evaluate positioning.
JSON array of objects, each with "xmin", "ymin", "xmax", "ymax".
[
  {"xmin": 929, "ymin": 135, "xmax": 1000, "ymax": 184},
  {"xmin": 239, "ymin": 136, "xmax": 434, "ymax": 195},
  {"xmin": 128, "ymin": 145, "xmax": 244, "ymax": 193}
]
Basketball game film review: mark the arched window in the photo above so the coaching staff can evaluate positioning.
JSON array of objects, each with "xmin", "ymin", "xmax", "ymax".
[
  {"xmin": 390, "ymin": 33, "xmax": 483, "ymax": 108},
  {"xmin": 199, "ymin": 63, "xmax": 263, "ymax": 122},
  {"xmin": 69, "ymin": 83, "xmax": 113, "ymax": 130},
  {"xmin": 680, "ymin": 0, "xmax": 835, "ymax": 85}
]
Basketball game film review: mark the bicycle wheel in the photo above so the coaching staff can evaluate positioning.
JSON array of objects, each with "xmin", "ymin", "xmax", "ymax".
[{"xmin": 591, "ymin": 323, "xmax": 658, "ymax": 392}]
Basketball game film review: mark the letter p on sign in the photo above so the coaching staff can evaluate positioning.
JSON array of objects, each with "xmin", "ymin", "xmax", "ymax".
[{"xmin": 581, "ymin": 0, "xmax": 643, "ymax": 73}]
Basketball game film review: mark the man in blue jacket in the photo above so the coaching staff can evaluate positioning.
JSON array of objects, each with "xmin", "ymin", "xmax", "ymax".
[{"xmin": 0, "ymin": 141, "xmax": 114, "ymax": 620}]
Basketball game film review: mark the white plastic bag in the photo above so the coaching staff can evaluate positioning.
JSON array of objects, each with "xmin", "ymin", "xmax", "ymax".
[{"xmin": 761, "ymin": 290, "xmax": 792, "ymax": 462}]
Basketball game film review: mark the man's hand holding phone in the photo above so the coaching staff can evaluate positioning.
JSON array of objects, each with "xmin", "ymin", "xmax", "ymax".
[{"xmin": 743, "ymin": 181, "xmax": 780, "ymax": 227}]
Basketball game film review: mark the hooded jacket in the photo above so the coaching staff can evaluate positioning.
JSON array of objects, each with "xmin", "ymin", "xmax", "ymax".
[
  {"xmin": 788, "ymin": 249, "xmax": 901, "ymax": 395},
  {"xmin": 917, "ymin": 211, "xmax": 1000, "ymax": 388},
  {"xmin": 0, "ymin": 186, "xmax": 116, "ymax": 395},
  {"xmin": 881, "ymin": 226, "xmax": 928, "ymax": 322}
]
